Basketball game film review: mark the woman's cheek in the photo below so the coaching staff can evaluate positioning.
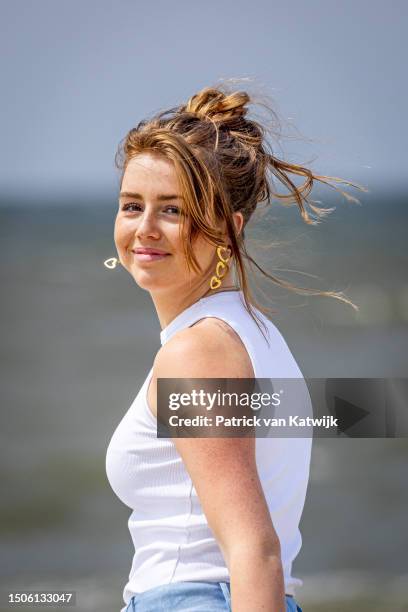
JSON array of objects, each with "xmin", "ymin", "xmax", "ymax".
[{"xmin": 114, "ymin": 219, "xmax": 133, "ymax": 250}]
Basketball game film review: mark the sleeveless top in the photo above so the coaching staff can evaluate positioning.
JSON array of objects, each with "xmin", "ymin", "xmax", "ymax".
[{"xmin": 105, "ymin": 290, "xmax": 313, "ymax": 612}]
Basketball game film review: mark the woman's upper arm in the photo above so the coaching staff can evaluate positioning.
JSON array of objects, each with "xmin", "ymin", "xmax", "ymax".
[{"xmin": 152, "ymin": 324, "xmax": 281, "ymax": 565}]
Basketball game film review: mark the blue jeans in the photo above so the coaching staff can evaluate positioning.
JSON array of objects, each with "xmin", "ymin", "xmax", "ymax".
[{"xmin": 124, "ymin": 581, "xmax": 303, "ymax": 611}]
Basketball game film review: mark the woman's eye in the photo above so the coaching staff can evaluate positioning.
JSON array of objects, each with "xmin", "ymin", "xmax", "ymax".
[
  {"xmin": 165, "ymin": 206, "xmax": 181, "ymax": 215},
  {"xmin": 122, "ymin": 202, "xmax": 142, "ymax": 212}
]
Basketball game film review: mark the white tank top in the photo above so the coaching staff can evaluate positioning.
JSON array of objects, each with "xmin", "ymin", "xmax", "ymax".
[{"xmin": 105, "ymin": 290, "xmax": 313, "ymax": 611}]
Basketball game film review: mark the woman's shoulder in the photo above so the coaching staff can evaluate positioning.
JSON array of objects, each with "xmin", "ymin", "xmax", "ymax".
[{"xmin": 154, "ymin": 317, "xmax": 255, "ymax": 379}]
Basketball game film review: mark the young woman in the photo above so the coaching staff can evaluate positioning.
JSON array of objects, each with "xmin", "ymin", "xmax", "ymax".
[{"xmin": 105, "ymin": 84, "xmax": 364, "ymax": 612}]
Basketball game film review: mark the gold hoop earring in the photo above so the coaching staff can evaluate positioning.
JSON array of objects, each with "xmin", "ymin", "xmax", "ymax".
[
  {"xmin": 103, "ymin": 257, "xmax": 121, "ymax": 269},
  {"xmin": 210, "ymin": 245, "xmax": 232, "ymax": 290}
]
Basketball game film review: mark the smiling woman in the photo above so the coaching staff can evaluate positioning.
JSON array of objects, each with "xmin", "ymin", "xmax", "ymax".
[{"xmin": 104, "ymin": 80, "xmax": 366, "ymax": 612}]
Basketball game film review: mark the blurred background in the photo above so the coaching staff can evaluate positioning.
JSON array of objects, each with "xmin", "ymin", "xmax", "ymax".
[{"xmin": 1, "ymin": 1, "xmax": 407, "ymax": 611}]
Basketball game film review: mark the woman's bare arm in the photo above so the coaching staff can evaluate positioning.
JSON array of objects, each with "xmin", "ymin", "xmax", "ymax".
[{"xmin": 151, "ymin": 320, "xmax": 286, "ymax": 612}]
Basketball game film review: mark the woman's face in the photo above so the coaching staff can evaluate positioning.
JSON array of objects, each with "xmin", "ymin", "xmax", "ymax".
[{"xmin": 114, "ymin": 152, "xmax": 241, "ymax": 295}]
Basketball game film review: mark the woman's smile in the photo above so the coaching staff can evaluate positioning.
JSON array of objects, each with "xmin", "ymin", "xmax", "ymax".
[{"xmin": 131, "ymin": 248, "xmax": 171, "ymax": 263}]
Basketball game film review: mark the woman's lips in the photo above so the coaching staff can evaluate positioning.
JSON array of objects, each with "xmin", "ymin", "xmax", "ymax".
[{"xmin": 131, "ymin": 250, "xmax": 171, "ymax": 262}]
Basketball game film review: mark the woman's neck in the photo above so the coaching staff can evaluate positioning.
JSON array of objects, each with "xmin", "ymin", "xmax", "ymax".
[{"xmin": 152, "ymin": 273, "xmax": 240, "ymax": 331}]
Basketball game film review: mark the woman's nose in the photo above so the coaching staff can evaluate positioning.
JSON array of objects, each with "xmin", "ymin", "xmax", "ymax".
[{"xmin": 134, "ymin": 212, "xmax": 160, "ymax": 239}]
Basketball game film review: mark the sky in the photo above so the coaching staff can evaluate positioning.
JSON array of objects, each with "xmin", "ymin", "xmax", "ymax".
[{"xmin": 0, "ymin": 0, "xmax": 407, "ymax": 202}]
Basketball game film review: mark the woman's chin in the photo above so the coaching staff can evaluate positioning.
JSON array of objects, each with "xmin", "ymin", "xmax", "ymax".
[{"xmin": 131, "ymin": 273, "xmax": 171, "ymax": 292}]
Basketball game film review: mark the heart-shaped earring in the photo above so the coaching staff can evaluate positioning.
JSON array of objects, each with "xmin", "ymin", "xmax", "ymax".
[
  {"xmin": 103, "ymin": 257, "xmax": 120, "ymax": 269},
  {"xmin": 209, "ymin": 244, "xmax": 232, "ymax": 290}
]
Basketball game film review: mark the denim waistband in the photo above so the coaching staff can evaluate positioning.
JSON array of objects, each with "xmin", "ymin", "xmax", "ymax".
[{"xmin": 124, "ymin": 581, "xmax": 302, "ymax": 612}]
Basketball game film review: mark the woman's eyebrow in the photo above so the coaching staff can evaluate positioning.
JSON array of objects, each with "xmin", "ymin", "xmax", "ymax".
[{"xmin": 119, "ymin": 191, "xmax": 182, "ymax": 201}]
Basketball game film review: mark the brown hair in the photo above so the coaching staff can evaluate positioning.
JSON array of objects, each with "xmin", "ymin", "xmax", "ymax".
[{"xmin": 115, "ymin": 80, "xmax": 368, "ymax": 345}]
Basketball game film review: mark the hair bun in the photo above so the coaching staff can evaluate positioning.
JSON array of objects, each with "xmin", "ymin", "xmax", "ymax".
[{"xmin": 183, "ymin": 86, "xmax": 250, "ymax": 122}]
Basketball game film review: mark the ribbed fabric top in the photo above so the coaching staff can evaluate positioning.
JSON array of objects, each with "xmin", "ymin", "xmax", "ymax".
[{"xmin": 106, "ymin": 290, "xmax": 313, "ymax": 611}]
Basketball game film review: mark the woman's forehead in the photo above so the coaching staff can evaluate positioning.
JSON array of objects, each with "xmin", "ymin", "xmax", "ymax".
[
  {"xmin": 126, "ymin": 152, "xmax": 175, "ymax": 173},
  {"xmin": 123, "ymin": 154, "xmax": 179, "ymax": 190}
]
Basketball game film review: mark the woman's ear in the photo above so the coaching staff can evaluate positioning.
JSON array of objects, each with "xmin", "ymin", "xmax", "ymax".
[{"xmin": 233, "ymin": 211, "xmax": 244, "ymax": 236}]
